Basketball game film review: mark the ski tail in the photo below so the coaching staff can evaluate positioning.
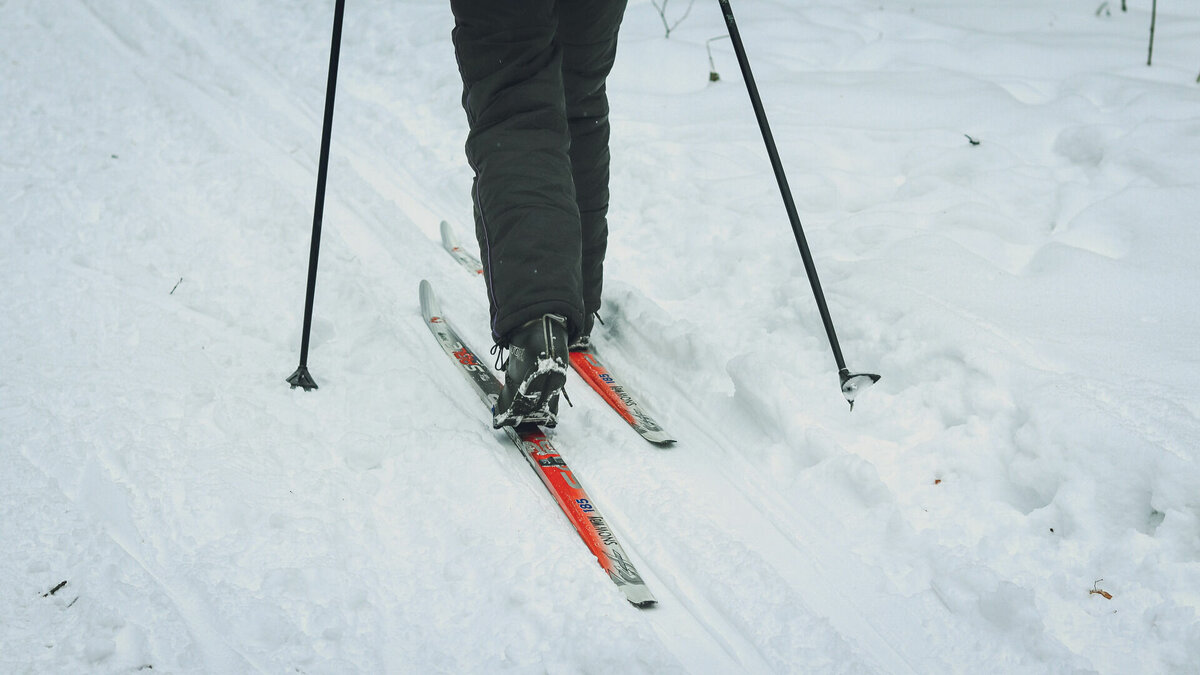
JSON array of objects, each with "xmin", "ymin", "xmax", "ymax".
[{"xmin": 569, "ymin": 351, "xmax": 675, "ymax": 445}]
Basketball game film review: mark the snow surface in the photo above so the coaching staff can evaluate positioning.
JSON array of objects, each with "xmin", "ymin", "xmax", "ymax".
[{"xmin": 3, "ymin": 0, "xmax": 1199, "ymax": 672}]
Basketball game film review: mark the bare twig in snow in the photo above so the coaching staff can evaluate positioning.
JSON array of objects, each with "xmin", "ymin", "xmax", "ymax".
[
  {"xmin": 1147, "ymin": 0, "xmax": 1157, "ymax": 66},
  {"xmin": 1090, "ymin": 579, "xmax": 1114, "ymax": 600},
  {"xmin": 706, "ymin": 35, "xmax": 730, "ymax": 81},
  {"xmin": 652, "ymin": 0, "xmax": 696, "ymax": 39}
]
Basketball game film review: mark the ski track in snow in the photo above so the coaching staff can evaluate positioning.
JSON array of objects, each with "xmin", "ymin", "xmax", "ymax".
[{"xmin": 4, "ymin": 0, "xmax": 1200, "ymax": 673}]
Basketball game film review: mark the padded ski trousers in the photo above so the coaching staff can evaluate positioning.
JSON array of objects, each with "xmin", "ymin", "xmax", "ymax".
[{"xmin": 450, "ymin": 0, "xmax": 627, "ymax": 345}]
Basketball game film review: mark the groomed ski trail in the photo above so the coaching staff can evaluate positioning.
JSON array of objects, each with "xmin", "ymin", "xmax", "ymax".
[{"xmin": 9, "ymin": 0, "xmax": 1196, "ymax": 672}]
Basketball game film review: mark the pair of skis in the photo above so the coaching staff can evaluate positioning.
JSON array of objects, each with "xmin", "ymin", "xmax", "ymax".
[{"xmin": 422, "ymin": 222, "xmax": 672, "ymax": 607}]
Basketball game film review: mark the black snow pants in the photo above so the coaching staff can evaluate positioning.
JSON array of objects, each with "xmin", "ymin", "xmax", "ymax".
[{"xmin": 450, "ymin": 0, "xmax": 627, "ymax": 345}]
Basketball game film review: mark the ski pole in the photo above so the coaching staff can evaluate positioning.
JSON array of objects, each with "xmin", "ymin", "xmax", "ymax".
[
  {"xmin": 717, "ymin": 0, "xmax": 880, "ymax": 408},
  {"xmin": 287, "ymin": 0, "xmax": 346, "ymax": 391}
]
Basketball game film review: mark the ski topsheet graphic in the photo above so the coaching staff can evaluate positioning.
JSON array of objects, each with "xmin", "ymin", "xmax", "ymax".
[
  {"xmin": 568, "ymin": 351, "xmax": 674, "ymax": 444},
  {"xmin": 438, "ymin": 220, "xmax": 673, "ymax": 444},
  {"xmin": 420, "ymin": 280, "xmax": 656, "ymax": 607}
]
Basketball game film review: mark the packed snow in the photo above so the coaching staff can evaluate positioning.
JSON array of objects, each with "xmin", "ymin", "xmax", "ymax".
[{"xmin": 3, "ymin": 0, "xmax": 1199, "ymax": 672}]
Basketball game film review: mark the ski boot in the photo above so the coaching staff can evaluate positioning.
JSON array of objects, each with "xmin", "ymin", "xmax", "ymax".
[{"xmin": 493, "ymin": 313, "xmax": 569, "ymax": 428}]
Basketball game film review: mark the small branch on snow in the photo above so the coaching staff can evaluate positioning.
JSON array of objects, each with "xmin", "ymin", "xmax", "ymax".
[
  {"xmin": 964, "ymin": 134, "xmax": 981, "ymax": 146},
  {"xmin": 652, "ymin": 0, "xmax": 696, "ymax": 39},
  {"xmin": 170, "ymin": 277, "xmax": 183, "ymax": 295},
  {"xmin": 42, "ymin": 580, "xmax": 68, "ymax": 597},
  {"xmin": 706, "ymin": 35, "xmax": 730, "ymax": 82},
  {"xmin": 1095, "ymin": 2, "xmax": 1110, "ymax": 18},
  {"xmin": 1147, "ymin": 0, "xmax": 1158, "ymax": 66},
  {"xmin": 1090, "ymin": 579, "xmax": 1113, "ymax": 600}
]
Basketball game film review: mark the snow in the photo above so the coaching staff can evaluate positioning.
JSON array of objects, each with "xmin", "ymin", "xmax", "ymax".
[{"xmin": 2, "ymin": 0, "xmax": 1199, "ymax": 672}]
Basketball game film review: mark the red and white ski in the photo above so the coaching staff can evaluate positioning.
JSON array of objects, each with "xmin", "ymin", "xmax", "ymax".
[
  {"xmin": 420, "ymin": 280, "xmax": 656, "ymax": 607},
  {"xmin": 438, "ymin": 221, "xmax": 673, "ymax": 444},
  {"xmin": 568, "ymin": 350, "xmax": 674, "ymax": 444}
]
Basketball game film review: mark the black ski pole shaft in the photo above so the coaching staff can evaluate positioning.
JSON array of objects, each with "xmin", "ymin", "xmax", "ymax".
[
  {"xmin": 288, "ymin": 0, "xmax": 346, "ymax": 391},
  {"xmin": 717, "ymin": 0, "xmax": 879, "ymax": 407}
]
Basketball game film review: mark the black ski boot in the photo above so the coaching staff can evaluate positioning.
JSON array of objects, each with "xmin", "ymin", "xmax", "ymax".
[{"xmin": 493, "ymin": 314, "xmax": 569, "ymax": 428}]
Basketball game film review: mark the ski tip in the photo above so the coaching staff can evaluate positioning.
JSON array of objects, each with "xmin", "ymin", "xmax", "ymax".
[
  {"xmin": 439, "ymin": 220, "xmax": 454, "ymax": 246},
  {"xmin": 630, "ymin": 598, "xmax": 658, "ymax": 609},
  {"xmin": 419, "ymin": 279, "xmax": 439, "ymax": 321}
]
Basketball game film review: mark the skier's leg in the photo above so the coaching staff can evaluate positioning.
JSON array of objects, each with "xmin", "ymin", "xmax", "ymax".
[
  {"xmin": 558, "ymin": 0, "xmax": 628, "ymax": 328},
  {"xmin": 450, "ymin": 0, "xmax": 586, "ymax": 345}
]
